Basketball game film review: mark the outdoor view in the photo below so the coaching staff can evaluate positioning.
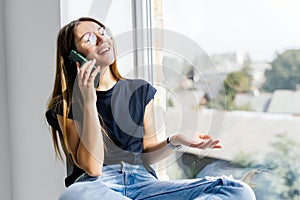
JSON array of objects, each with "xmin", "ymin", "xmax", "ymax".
[{"xmin": 150, "ymin": 0, "xmax": 300, "ymax": 199}]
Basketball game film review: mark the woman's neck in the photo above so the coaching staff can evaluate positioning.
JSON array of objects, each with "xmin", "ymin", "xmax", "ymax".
[{"xmin": 97, "ymin": 66, "xmax": 117, "ymax": 91}]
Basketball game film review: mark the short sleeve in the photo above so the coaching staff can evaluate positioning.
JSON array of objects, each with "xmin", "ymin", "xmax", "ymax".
[
  {"xmin": 45, "ymin": 99, "xmax": 79, "ymax": 133},
  {"xmin": 144, "ymin": 81, "xmax": 157, "ymax": 105},
  {"xmin": 45, "ymin": 106, "xmax": 62, "ymax": 132}
]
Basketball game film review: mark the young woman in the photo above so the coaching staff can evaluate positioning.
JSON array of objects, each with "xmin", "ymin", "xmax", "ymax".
[{"xmin": 46, "ymin": 17, "xmax": 256, "ymax": 200}]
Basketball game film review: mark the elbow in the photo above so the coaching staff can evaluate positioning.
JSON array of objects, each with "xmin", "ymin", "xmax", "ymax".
[
  {"xmin": 75, "ymin": 144, "xmax": 104, "ymax": 177},
  {"xmin": 85, "ymin": 166, "xmax": 102, "ymax": 177},
  {"xmin": 81, "ymin": 161, "xmax": 103, "ymax": 177},
  {"xmin": 77, "ymin": 156, "xmax": 103, "ymax": 177}
]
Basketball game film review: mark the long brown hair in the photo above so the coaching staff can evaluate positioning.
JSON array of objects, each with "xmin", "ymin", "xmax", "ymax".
[{"xmin": 46, "ymin": 17, "xmax": 123, "ymax": 161}]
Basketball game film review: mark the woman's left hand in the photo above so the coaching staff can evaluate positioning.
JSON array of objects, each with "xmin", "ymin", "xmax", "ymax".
[
  {"xmin": 169, "ymin": 132, "xmax": 223, "ymax": 150},
  {"xmin": 76, "ymin": 59, "xmax": 100, "ymax": 104}
]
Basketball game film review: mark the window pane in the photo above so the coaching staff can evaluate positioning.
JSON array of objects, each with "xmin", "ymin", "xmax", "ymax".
[{"xmin": 156, "ymin": 0, "xmax": 300, "ymax": 198}]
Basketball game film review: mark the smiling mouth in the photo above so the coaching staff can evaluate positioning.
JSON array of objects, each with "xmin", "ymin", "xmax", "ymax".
[{"xmin": 98, "ymin": 47, "xmax": 110, "ymax": 54}]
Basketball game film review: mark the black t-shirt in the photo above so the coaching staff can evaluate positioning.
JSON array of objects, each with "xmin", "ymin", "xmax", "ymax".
[{"xmin": 46, "ymin": 79, "xmax": 157, "ymax": 187}]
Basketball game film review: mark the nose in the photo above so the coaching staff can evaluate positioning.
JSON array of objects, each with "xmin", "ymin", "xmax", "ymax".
[{"xmin": 94, "ymin": 32, "xmax": 107, "ymax": 45}]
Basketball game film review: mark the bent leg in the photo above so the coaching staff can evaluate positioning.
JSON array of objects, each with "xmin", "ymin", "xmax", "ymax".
[
  {"xmin": 59, "ymin": 180, "xmax": 130, "ymax": 200},
  {"xmin": 194, "ymin": 176, "xmax": 256, "ymax": 200},
  {"xmin": 132, "ymin": 176, "xmax": 255, "ymax": 200}
]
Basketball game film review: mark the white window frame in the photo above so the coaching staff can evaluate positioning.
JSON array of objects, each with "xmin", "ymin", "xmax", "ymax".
[{"xmin": 131, "ymin": 0, "xmax": 155, "ymax": 83}]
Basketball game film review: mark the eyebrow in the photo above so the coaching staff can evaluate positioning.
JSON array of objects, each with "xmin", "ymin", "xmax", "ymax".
[{"xmin": 78, "ymin": 26, "xmax": 104, "ymax": 42}]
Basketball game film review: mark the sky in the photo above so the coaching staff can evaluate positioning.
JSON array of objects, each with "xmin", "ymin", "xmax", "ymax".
[
  {"xmin": 62, "ymin": 0, "xmax": 300, "ymax": 63},
  {"xmin": 162, "ymin": 0, "xmax": 300, "ymax": 62}
]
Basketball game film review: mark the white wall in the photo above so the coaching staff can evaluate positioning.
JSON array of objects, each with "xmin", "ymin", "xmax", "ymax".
[
  {"xmin": 0, "ymin": 0, "xmax": 12, "ymax": 199},
  {"xmin": 3, "ymin": 0, "xmax": 66, "ymax": 199}
]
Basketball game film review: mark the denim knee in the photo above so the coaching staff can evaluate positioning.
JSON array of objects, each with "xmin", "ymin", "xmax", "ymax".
[
  {"xmin": 214, "ymin": 176, "xmax": 256, "ymax": 200},
  {"xmin": 58, "ymin": 180, "xmax": 130, "ymax": 200},
  {"xmin": 58, "ymin": 182, "xmax": 93, "ymax": 200},
  {"xmin": 235, "ymin": 180, "xmax": 256, "ymax": 200}
]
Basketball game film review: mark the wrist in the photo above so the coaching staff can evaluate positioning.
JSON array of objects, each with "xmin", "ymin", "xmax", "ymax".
[
  {"xmin": 166, "ymin": 135, "xmax": 183, "ymax": 151},
  {"xmin": 170, "ymin": 134, "xmax": 180, "ymax": 146}
]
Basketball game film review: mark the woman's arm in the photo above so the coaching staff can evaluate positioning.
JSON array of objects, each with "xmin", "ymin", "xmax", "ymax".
[
  {"xmin": 57, "ymin": 60, "xmax": 104, "ymax": 176},
  {"xmin": 142, "ymin": 99, "xmax": 173, "ymax": 164},
  {"xmin": 142, "ymin": 99, "xmax": 222, "ymax": 164},
  {"xmin": 57, "ymin": 105, "xmax": 104, "ymax": 176}
]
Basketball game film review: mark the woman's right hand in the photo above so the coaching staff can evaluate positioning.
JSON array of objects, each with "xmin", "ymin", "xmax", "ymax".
[
  {"xmin": 170, "ymin": 132, "xmax": 222, "ymax": 150},
  {"xmin": 76, "ymin": 59, "xmax": 100, "ymax": 104}
]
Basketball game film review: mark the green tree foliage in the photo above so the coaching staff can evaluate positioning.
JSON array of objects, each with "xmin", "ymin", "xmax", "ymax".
[
  {"xmin": 263, "ymin": 49, "xmax": 300, "ymax": 92},
  {"xmin": 211, "ymin": 65, "xmax": 252, "ymax": 111},
  {"xmin": 224, "ymin": 69, "xmax": 251, "ymax": 96},
  {"xmin": 263, "ymin": 133, "xmax": 300, "ymax": 200}
]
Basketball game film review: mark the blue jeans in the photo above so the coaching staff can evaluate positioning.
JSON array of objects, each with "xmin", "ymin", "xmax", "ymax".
[{"xmin": 59, "ymin": 162, "xmax": 256, "ymax": 200}]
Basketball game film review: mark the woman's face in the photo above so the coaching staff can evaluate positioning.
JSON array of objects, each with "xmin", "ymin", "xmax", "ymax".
[{"xmin": 74, "ymin": 21, "xmax": 115, "ymax": 68}]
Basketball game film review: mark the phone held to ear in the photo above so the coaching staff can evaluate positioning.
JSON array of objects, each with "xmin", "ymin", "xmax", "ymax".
[{"xmin": 69, "ymin": 50, "xmax": 100, "ymax": 88}]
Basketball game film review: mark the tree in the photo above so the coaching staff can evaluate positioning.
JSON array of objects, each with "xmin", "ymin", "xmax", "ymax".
[
  {"xmin": 210, "ymin": 66, "xmax": 252, "ymax": 111},
  {"xmin": 262, "ymin": 133, "xmax": 300, "ymax": 200},
  {"xmin": 263, "ymin": 49, "xmax": 300, "ymax": 92}
]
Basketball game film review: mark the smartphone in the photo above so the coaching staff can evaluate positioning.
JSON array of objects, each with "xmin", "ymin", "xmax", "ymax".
[{"xmin": 69, "ymin": 50, "xmax": 100, "ymax": 88}]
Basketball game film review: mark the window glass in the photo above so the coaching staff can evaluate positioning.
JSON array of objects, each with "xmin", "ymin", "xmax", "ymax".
[{"xmin": 155, "ymin": 0, "xmax": 300, "ymax": 198}]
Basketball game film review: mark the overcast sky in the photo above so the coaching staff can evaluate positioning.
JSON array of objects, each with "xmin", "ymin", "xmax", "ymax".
[{"xmin": 162, "ymin": 0, "xmax": 300, "ymax": 62}]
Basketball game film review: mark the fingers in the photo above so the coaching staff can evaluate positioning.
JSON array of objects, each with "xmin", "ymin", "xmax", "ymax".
[
  {"xmin": 77, "ymin": 59, "xmax": 99, "ymax": 86},
  {"xmin": 198, "ymin": 134, "xmax": 212, "ymax": 139},
  {"xmin": 197, "ymin": 134, "xmax": 223, "ymax": 148},
  {"xmin": 90, "ymin": 64, "xmax": 100, "ymax": 76},
  {"xmin": 189, "ymin": 134, "xmax": 222, "ymax": 149},
  {"xmin": 82, "ymin": 59, "xmax": 96, "ymax": 84},
  {"xmin": 194, "ymin": 139, "xmax": 215, "ymax": 149},
  {"xmin": 213, "ymin": 143, "xmax": 223, "ymax": 148}
]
